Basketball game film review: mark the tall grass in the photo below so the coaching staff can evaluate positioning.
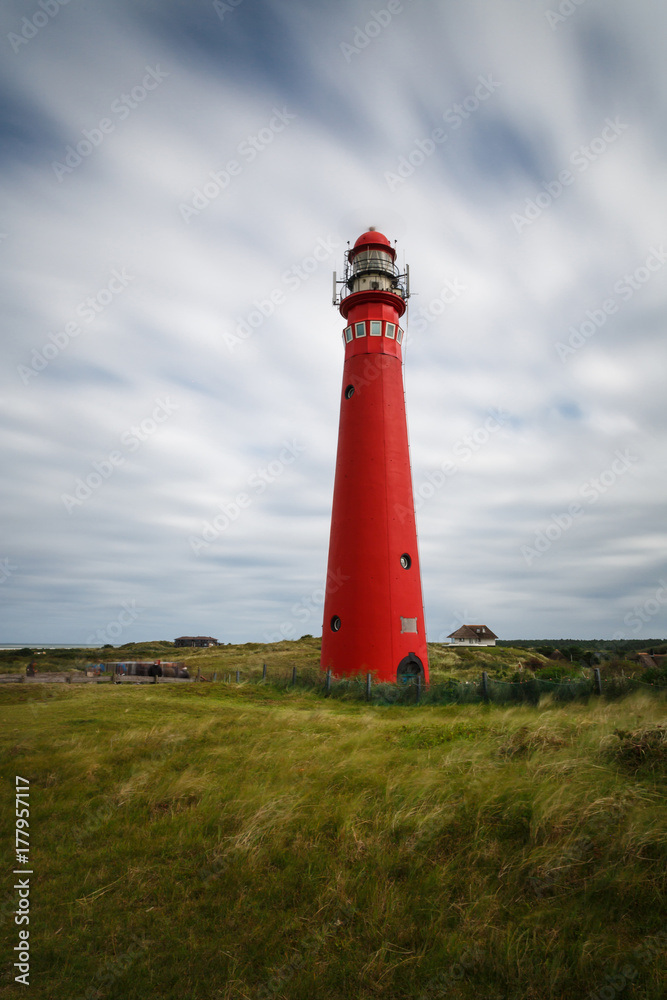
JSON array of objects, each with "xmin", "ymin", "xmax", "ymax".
[
  {"xmin": 1, "ymin": 683, "xmax": 666, "ymax": 998},
  {"xmin": 0, "ymin": 637, "xmax": 552, "ymax": 680}
]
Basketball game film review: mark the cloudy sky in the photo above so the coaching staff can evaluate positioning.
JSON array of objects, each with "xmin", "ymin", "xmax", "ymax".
[{"xmin": 1, "ymin": 0, "xmax": 666, "ymax": 645}]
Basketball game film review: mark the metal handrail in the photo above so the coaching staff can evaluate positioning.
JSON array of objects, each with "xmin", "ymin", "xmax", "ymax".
[{"xmin": 333, "ymin": 259, "xmax": 410, "ymax": 306}]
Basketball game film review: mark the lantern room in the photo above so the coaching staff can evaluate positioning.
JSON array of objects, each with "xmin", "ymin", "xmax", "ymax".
[{"xmin": 333, "ymin": 227, "xmax": 410, "ymax": 304}]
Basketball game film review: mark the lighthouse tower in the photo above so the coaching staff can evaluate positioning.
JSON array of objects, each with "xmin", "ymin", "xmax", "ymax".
[{"xmin": 321, "ymin": 229, "xmax": 429, "ymax": 684}]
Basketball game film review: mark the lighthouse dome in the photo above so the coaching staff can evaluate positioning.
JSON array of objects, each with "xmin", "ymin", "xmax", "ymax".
[{"xmin": 353, "ymin": 229, "xmax": 395, "ymax": 257}]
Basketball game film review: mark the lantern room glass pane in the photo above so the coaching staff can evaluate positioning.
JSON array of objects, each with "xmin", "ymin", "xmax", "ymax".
[
  {"xmin": 385, "ymin": 323, "xmax": 396, "ymax": 339},
  {"xmin": 397, "ymin": 327, "xmax": 404, "ymax": 344},
  {"xmin": 344, "ymin": 326, "xmax": 353, "ymax": 342},
  {"xmin": 353, "ymin": 249, "xmax": 393, "ymax": 273},
  {"xmin": 370, "ymin": 321, "xmax": 382, "ymax": 336},
  {"xmin": 355, "ymin": 322, "xmax": 366, "ymax": 338}
]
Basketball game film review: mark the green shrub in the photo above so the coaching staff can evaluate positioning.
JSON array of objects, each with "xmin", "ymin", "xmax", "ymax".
[
  {"xmin": 640, "ymin": 666, "xmax": 667, "ymax": 685},
  {"xmin": 535, "ymin": 664, "xmax": 578, "ymax": 682}
]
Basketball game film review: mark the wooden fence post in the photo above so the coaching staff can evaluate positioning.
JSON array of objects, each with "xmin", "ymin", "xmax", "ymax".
[
  {"xmin": 366, "ymin": 672, "xmax": 372, "ymax": 701},
  {"xmin": 262, "ymin": 663, "xmax": 267, "ymax": 680},
  {"xmin": 325, "ymin": 669, "xmax": 331, "ymax": 695},
  {"xmin": 291, "ymin": 666, "xmax": 297, "ymax": 686},
  {"xmin": 593, "ymin": 668, "xmax": 602, "ymax": 695},
  {"xmin": 213, "ymin": 671, "xmax": 217, "ymax": 682},
  {"xmin": 235, "ymin": 670, "xmax": 240, "ymax": 684},
  {"xmin": 416, "ymin": 674, "xmax": 422, "ymax": 704},
  {"xmin": 482, "ymin": 671, "xmax": 489, "ymax": 702}
]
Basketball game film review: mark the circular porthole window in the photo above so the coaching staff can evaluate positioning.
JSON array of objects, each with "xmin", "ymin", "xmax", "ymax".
[
  {"xmin": 330, "ymin": 615, "xmax": 341, "ymax": 632},
  {"xmin": 344, "ymin": 385, "xmax": 355, "ymax": 399},
  {"xmin": 400, "ymin": 553, "xmax": 412, "ymax": 569}
]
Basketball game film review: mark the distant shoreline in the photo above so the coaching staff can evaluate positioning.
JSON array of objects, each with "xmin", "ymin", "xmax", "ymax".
[{"xmin": 0, "ymin": 644, "xmax": 107, "ymax": 650}]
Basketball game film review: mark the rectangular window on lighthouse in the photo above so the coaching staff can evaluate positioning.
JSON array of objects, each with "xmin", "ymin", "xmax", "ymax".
[
  {"xmin": 370, "ymin": 321, "xmax": 382, "ymax": 336},
  {"xmin": 385, "ymin": 323, "xmax": 396, "ymax": 339},
  {"xmin": 355, "ymin": 322, "xmax": 366, "ymax": 338},
  {"xmin": 344, "ymin": 326, "xmax": 353, "ymax": 343},
  {"xmin": 397, "ymin": 328, "xmax": 404, "ymax": 344}
]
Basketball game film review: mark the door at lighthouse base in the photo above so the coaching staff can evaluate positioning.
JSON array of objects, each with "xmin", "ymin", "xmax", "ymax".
[{"xmin": 397, "ymin": 652, "xmax": 425, "ymax": 685}]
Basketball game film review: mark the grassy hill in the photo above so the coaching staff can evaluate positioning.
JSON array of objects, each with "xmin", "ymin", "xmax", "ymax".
[
  {"xmin": 2, "ymin": 636, "xmax": 659, "ymax": 688},
  {"xmin": 1, "ymin": 679, "xmax": 666, "ymax": 998}
]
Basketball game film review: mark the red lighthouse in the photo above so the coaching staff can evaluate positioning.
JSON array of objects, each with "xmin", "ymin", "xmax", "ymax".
[{"xmin": 321, "ymin": 229, "xmax": 429, "ymax": 685}]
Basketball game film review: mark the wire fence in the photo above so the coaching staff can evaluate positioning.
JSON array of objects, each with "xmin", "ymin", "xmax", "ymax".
[
  {"xmin": 13, "ymin": 661, "xmax": 666, "ymax": 705},
  {"xmin": 204, "ymin": 667, "xmax": 667, "ymax": 707}
]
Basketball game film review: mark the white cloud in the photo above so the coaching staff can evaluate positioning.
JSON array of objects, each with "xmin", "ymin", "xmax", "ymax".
[{"xmin": 0, "ymin": 0, "xmax": 666, "ymax": 644}]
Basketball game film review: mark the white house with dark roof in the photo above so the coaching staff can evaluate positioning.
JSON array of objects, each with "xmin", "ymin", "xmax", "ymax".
[{"xmin": 447, "ymin": 625, "xmax": 498, "ymax": 646}]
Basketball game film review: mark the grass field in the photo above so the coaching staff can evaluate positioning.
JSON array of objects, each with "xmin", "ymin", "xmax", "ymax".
[
  {"xmin": 1, "ymin": 635, "xmax": 651, "ymax": 685},
  {"xmin": 1, "ymin": 674, "xmax": 667, "ymax": 999}
]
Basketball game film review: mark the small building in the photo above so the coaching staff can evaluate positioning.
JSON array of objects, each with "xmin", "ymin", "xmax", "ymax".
[
  {"xmin": 174, "ymin": 636, "xmax": 219, "ymax": 648},
  {"xmin": 447, "ymin": 625, "xmax": 498, "ymax": 646},
  {"xmin": 637, "ymin": 652, "xmax": 667, "ymax": 671}
]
